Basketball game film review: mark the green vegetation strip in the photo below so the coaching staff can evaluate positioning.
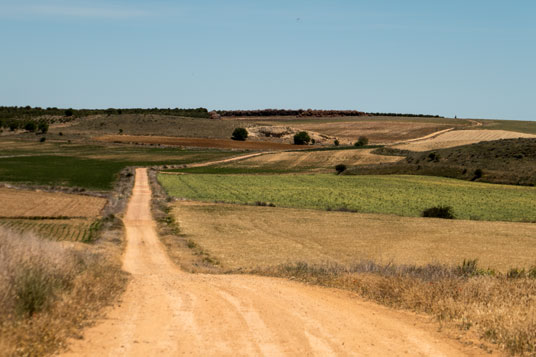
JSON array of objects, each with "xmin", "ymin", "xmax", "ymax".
[
  {"xmin": 158, "ymin": 174, "xmax": 536, "ymax": 222},
  {"xmin": 0, "ymin": 149, "xmax": 239, "ymax": 190}
]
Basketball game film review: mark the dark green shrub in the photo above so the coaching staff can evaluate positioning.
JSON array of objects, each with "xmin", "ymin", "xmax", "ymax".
[
  {"xmin": 474, "ymin": 168, "xmax": 483, "ymax": 179},
  {"xmin": 24, "ymin": 121, "xmax": 37, "ymax": 132},
  {"xmin": 231, "ymin": 127, "xmax": 248, "ymax": 141},
  {"xmin": 39, "ymin": 137, "xmax": 46, "ymax": 143},
  {"xmin": 354, "ymin": 136, "xmax": 369, "ymax": 147},
  {"xmin": 64, "ymin": 109, "xmax": 73, "ymax": 117},
  {"xmin": 335, "ymin": 164, "xmax": 347, "ymax": 174},
  {"xmin": 334, "ymin": 139, "xmax": 339, "ymax": 146},
  {"xmin": 38, "ymin": 121, "xmax": 49, "ymax": 134},
  {"xmin": 422, "ymin": 205, "xmax": 455, "ymax": 219},
  {"xmin": 119, "ymin": 129, "xmax": 123, "ymax": 134},
  {"xmin": 293, "ymin": 131, "xmax": 311, "ymax": 145}
]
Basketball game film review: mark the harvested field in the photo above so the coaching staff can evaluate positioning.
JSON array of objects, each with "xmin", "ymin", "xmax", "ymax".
[
  {"xmin": 288, "ymin": 120, "xmax": 457, "ymax": 144},
  {"xmin": 394, "ymin": 129, "xmax": 536, "ymax": 151},
  {"xmin": 0, "ymin": 218, "xmax": 101, "ymax": 242},
  {"xmin": 0, "ymin": 187, "xmax": 106, "ymax": 217},
  {"xmin": 226, "ymin": 148, "xmax": 403, "ymax": 171},
  {"xmin": 95, "ymin": 135, "xmax": 300, "ymax": 150},
  {"xmin": 171, "ymin": 201, "xmax": 536, "ymax": 272}
]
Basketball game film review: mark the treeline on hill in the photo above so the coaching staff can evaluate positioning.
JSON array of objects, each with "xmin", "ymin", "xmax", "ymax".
[
  {"xmin": 344, "ymin": 138, "xmax": 536, "ymax": 186},
  {"xmin": 218, "ymin": 109, "xmax": 443, "ymax": 118},
  {"xmin": 0, "ymin": 106, "xmax": 210, "ymax": 122},
  {"xmin": 217, "ymin": 109, "xmax": 366, "ymax": 117}
]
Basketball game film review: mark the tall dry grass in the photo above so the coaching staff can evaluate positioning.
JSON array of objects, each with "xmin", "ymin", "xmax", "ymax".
[
  {"xmin": 0, "ymin": 228, "xmax": 127, "ymax": 356},
  {"xmin": 250, "ymin": 261, "xmax": 536, "ymax": 356}
]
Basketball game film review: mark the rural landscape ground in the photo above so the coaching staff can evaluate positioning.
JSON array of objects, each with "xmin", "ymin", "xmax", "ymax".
[{"xmin": 0, "ymin": 108, "xmax": 535, "ymax": 356}]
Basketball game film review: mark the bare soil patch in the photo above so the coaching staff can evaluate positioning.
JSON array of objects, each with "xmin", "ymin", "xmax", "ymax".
[
  {"xmin": 0, "ymin": 187, "xmax": 106, "ymax": 217},
  {"xmin": 95, "ymin": 135, "xmax": 301, "ymax": 150}
]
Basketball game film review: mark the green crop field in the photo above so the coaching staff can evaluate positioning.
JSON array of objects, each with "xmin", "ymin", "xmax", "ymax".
[
  {"xmin": 0, "ymin": 218, "xmax": 101, "ymax": 242},
  {"xmin": 0, "ymin": 140, "xmax": 242, "ymax": 190},
  {"xmin": 158, "ymin": 174, "xmax": 536, "ymax": 222}
]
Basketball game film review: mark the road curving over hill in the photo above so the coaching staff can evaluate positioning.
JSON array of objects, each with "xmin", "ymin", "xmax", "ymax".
[{"xmin": 61, "ymin": 168, "xmax": 491, "ymax": 356}]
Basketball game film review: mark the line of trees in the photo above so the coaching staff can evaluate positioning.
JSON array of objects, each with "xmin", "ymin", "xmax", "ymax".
[
  {"xmin": 218, "ymin": 109, "xmax": 443, "ymax": 118},
  {"xmin": 0, "ymin": 106, "xmax": 211, "ymax": 121},
  {"xmin": 217, "ymin": 109, "xmax": 367, "ymax": 117},
  {"xmin": 0, "ymin": 118, "xmax": 48, "ymax": 133}
]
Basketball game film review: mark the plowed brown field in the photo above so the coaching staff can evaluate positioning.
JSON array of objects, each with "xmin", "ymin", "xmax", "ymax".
[{"xmin": 0, "ymin": 188, "xmax": 105, "ymax": 217}]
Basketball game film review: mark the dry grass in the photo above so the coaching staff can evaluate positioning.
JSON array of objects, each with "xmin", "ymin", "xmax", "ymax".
[
  {"xmin": 0, "ymin": 228, "xmax": 127, "ymax": 356},
  {"xmin": 0, "ymin": 218, "xmax": 102, "ymax": 242},
  {"xmin": 394, "ymin": 129, "xmax": 536, "ymax": 152},
  {"xmin": 171, "ymin": 201, "xmax": 536, "ymax": 272},
  {"xmin": 169, "ymin": 201, "xmax": 536, "ymax": 355},
  {"xmin": 288, "ymin": 120, "xmax": 457, "ymax": 143},
  {"xmin": 0, "ymin": 187, "xmax": 106, "ymax": 218},
  {"xmin": 251, "ymin": 262, "xmax": 536, "ymax": 356}
]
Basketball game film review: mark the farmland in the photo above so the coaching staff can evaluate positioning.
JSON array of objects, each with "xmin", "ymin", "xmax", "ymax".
[
  {"xmin": 159, "ymin": 173, "xmax": 536, "ymax": 222},
  {"xmin": 0, "ymin": 139, "xmax": 243, "ymax": 190},
  {"xmin": 0, "ymin": 218, "xmax": 101, "ymax": 242},
  {"xmin": 0, "ymin": 187, "xmax": 106, "ymax": 217},
  {"xmin": 172, "ymin": 201, "xmax": 536, "ymax": 272}
]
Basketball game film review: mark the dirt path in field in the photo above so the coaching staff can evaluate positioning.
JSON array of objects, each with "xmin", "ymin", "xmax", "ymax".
[{"xmin": 61, "ymin": 168, "xmax": 489, "ymax": 356}]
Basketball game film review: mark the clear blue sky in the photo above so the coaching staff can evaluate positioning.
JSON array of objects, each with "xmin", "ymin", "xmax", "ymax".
[{"xmin": 1, "ymin": 0, "xmax": 535, "ymax": 120}]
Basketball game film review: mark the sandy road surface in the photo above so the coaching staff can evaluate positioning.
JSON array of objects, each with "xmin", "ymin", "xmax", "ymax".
[{"xmin": 61, "ymin": 168, "xmax": 486, "ymax": 356}]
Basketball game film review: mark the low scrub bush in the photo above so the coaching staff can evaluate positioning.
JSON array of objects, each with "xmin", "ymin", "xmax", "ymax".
[
  {"xmin": 354, "ymin": 136, "xmax": 369, "ymax": 147},
  {"xmin": 422, "ymin": 205, "xmax": 455, "ymax": 219},
  {"xmin": 231, "ymin": 127, "xmax": 248, "ymax": 141},
  {"xmin": 293, "ymin": 131, "xmax": 311, "ymax": 145},
  {"xmin": 335, "ymin": 164, "xmax": 347, "ymax": 174}
]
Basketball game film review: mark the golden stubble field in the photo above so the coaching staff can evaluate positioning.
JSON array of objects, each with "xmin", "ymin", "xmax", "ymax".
[
  {"xmin": 172, "ymin": 201, "xmax": 536, "ymax": 272},
  {"xmin": 0, "ymin": 187, "xmax": 106, "ymax": 217},
  {"xmin": 394, "ymin": 129, "xmax": 536, "ymax": 151}
]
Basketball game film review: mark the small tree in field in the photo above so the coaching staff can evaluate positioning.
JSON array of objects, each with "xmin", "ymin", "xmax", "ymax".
[
  {"xmin": 231, "ymin": 128, "xmax": 248, "ymax": 141},
  {"xmin": 293, "ymin": 131, "xmax": 311, "ymax": 145},
  {"xmin": 38, "ymin": 121, "xmax": 49, "ymax": 134},
  {"xmin": 354, "ymin": 136, "xmax": 369, "ymax": 147},
  {"xmin": 335, "ymin": 164, "xmax": 347, "ymax": 174},
  {"xmin": 64, "ymin": 109, "xmax": 73, "ymax": 117},
  {"xmin": 334, "ymin": 139, "xmax": 340, "ymax": 146},
  {"xmin": 24, "ymin": 121, "xmax": 37, "ymax": 132}
]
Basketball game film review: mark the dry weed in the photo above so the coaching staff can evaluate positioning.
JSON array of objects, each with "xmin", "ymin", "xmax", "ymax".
[
  {"xmin": 251, "ymin": 261, "xmax": 536, "ymax": 356},
  {"xmin": 0, "ymin": 228, "xmax": 127, "ymax": 356}
]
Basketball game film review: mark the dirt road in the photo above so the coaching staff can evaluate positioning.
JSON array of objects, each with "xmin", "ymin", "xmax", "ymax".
[{"xmin": 61, "ymin": 168, "xmax": 486, "ymax": 356}]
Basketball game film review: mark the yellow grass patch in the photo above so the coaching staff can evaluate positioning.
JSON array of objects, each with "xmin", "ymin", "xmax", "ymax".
[
  {"xmin": 394, "ymin": 129, "xmax": 536, "ymax": 151},
  {"xmin": 172, "ymin": 201, "xmax": 536, "ymax": 272},
  {"xmin": 0, "ymin": 187, "xmax": 106, "ymax": 217}
]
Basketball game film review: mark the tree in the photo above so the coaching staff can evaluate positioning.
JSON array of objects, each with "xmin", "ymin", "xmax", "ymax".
[
  {"xmin": 354, "ymin": 136, "xmax": 369, "ymax": 147},
  {"xmin": 64, "ymin": 108, "xmax": 73, "ymax": 117},
  {"xmin": 24, "ymin": 121, "xmax": 37, "ymax": 132},
  {"xmin": 293, "ymin": 131, "xmax": 311, "ymax": 145},
  {"xmin": 335, "ymin": 164, "xmax": 347, "ymax": 174},
  {"xmin": 334, "ymin": 139, "xmax": 340, "ymax": 146},
  {"xmin": 231, "ymin": 127, "xmax": 248, "ymax": 141},
  {"xmin": 38, "ymin": 121, "xmax": 49, "ymax": 134}
]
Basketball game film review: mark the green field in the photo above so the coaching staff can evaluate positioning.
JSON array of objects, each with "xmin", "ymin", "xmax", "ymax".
[
  {"xmin": 158, "ymin": 174, "xmax": 536, "ymax": 222},
  {"xmin": 0, "ymin": 140, "xmax": 242, "ymax": 190}
]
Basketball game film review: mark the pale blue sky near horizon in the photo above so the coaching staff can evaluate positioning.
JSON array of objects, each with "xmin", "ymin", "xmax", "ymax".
[{"xmin": 1, "ymin": 0, "xmax": 535, "ymax": 120}]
